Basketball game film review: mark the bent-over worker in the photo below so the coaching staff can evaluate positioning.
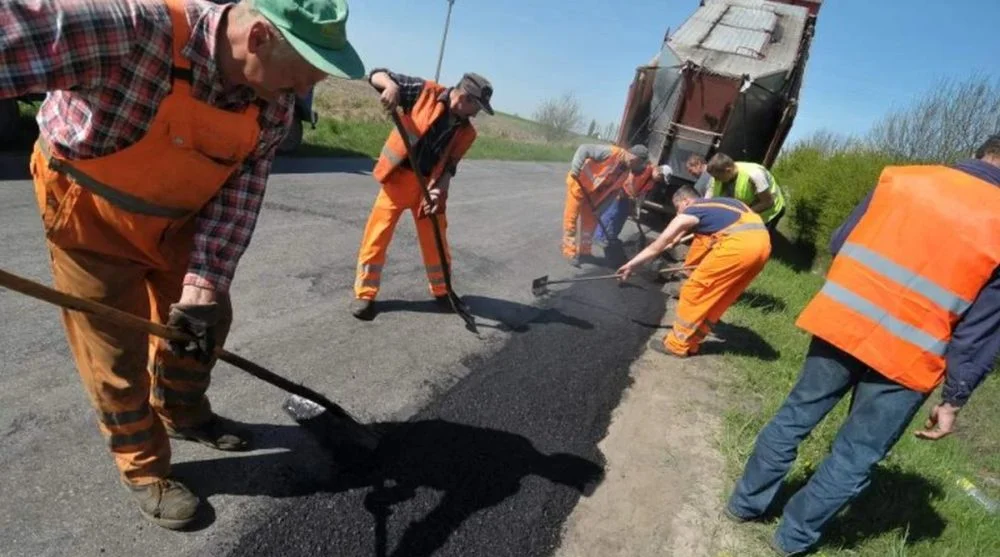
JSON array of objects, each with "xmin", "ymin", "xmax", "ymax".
[
  {"xmin": 595, "ymin": 164, "xmax": 672, "ymax": 246},
  {"xmin": 351, "ymin": 69, "xmax": 493, "ymax": 320},
  {"xmin": 618, "ymin": 186, "xmax": 771, "ymax": 357},
  {"xmin": 725, "ymin": 135, "xmax": 1000, "ymax": 556},
  {"xmin": 1, "ymin": 0, "xmax": 364, "ymax": 529},
  {"xmin": 562, "ymin": 143, "xmax": 659, "ymax": 266}
]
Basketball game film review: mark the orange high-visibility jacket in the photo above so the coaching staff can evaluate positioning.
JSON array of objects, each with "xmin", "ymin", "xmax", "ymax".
[
  {"xmin": 796, "ymin": 165, "xmax": 1000, "ymax": 393},
  {"xmin": 622, "ymin": 165, "xmax": 654, "ymax": 199},
  {"xmin": 571, "ymin": 145, "xmax": 633, "ymax": 206},
  {"xmin": 373, "ymin": 82, "xmax": 477, "ymax": 184}
]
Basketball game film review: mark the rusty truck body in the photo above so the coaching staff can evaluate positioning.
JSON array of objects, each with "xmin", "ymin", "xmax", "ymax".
[{"xmin": 616, "ymin": 0, "xmax": 822, "ymax": 225}]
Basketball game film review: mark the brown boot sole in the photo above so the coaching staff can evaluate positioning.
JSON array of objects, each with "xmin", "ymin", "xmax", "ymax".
[{"xmin": 137, "ymin": 508, "xmax": 195, "ymax": 530}]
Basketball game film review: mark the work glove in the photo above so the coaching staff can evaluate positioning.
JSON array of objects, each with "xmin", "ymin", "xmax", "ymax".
[
  {"xmin": 166, "ymin": 302, "xmax": 219, "ymax": 365},
  {"xmin": 418, "ymin": 187, "xmax": 447, "ymax": 219}
]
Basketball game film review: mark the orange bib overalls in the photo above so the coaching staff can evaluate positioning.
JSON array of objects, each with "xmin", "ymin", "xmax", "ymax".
[
  {"xmin": 665, "ymin": 202, "xmax": 772, "ymax": 356},
  {"xmin": 29, "ymin": 0, "xmax": 261, "ymax": 484}
]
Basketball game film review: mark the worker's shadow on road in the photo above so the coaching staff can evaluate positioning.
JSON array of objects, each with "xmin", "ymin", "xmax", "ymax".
[
  {"xmin": 377, "ymin": 295, "xmax": 594, "ymax": 333},
  {"xmin": 763, "ymin": 465, "xmax": 947, "ymax": 551},
  {"xmin": 172, "ymin": 419, "xmax": 604, "ymax": 557},
  {"xmin": 697, "ymin": 322, "xmax": 780, "ymax": 360}
]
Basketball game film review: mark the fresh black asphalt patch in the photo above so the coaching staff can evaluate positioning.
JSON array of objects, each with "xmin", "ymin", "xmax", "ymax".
[{"xmin": 211, "ymin": 260, "xmax": 668, "ymax": 557}]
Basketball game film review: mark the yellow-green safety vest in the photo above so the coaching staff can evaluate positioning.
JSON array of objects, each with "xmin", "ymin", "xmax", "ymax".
[{"xmin": 710, "ymin": 162, "xmax": 785, "ymax": 223}]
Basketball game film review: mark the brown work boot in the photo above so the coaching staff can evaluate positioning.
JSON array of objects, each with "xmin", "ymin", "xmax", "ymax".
[
  {"xmin": 166, "ymin": 415, "xmax": 248, "ymax": 451},
  {"xmin": 350, "ymin": 298, "xmax": 376, "ymax": 320},
  {"xmin": 434, "ymin": 294, "xmax": 453, "ymax": 311},
  {"xmin": 123, "ymin": 478, "xmax": 199, "ymax": 530},
  {"xmin": 647, "ymin": 338, "xmax": 688, "ymax": 359}
]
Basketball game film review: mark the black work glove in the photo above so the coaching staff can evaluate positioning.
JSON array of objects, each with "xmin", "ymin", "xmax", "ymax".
[{"xmin": 166, "ymin": 302, "xmax": 219, "ymax": 364}]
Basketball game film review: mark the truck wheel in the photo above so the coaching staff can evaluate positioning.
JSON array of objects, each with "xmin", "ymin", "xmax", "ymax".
[
  {"xmin": 277, "ymin": 118, "xmax": 303, "ymax": 154},
  {"xmin": 0, "ymin": 100, "xmax": 19, "ymax": 145}
]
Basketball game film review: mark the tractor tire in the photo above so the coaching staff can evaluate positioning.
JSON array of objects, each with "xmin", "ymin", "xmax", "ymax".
[{"xmin": 277, "ymin": 118, "xmax": 303, "ymax": 154}]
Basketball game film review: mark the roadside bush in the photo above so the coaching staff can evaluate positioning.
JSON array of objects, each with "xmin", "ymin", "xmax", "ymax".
[{"xmin": 773, "ymin": 146, "xmax": 904, "ymax": 263}]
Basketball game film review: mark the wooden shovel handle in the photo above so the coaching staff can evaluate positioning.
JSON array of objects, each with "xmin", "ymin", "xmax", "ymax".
[
  {"xmin": 0, "ymin": 269, "xmax": 318, "ymax": 397},
  {"xmin": 0, "ymin": 268, "xmax": 190, "ymax": 342}
]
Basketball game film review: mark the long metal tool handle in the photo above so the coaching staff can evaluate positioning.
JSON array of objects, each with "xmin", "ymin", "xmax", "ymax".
[
  {"xmin": 0, "ymin": 268, "xmax": 370, "ymax": 429},
  {"xmin": 545, "ymin": 274, "xmax": 621, "ymax": 286},
  {"xmin": 658, "ymin": 263, "xmax": 699, "ymax": 275},
  {"xmin": 388, "ymin": 109, "xmax": 476, "ymax": 332}
]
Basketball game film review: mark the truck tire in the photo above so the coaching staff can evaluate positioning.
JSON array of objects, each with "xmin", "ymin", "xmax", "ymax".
[
  {"xmin": 0, "ymin": 100, "xmax": 19, "ymax": 145},
  {"xmin": 277, "ymin": 118, "xmax": 303, "ymax": 154}
]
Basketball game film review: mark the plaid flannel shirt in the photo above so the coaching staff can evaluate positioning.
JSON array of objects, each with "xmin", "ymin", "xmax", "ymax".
[{"xmin": 0, "ymin": 0, "xmax": 294, "ymax": 292}]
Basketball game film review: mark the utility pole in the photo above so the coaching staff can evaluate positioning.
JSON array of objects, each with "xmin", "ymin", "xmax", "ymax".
[{"xmin": 434, "ymin": 0, "xmax": 456, "ymax": 82}]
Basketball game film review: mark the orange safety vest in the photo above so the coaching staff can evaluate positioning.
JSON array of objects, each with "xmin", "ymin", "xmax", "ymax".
[
  {"xmin": 373, "ymin": 83, "xmax": 477, "ymax": 184},
  {"xmin": 796, "ymin": 165, "xmax": 1000, "ymax": 393},
  {"xmin": 576, "ymin": 146, "xmax": 631, "ymax": 207},
  {"xmin": 621, "ymin": 164, "xmax": 654, "ymax": 199},
  {"xmin": 32, "ymin": 0, "xmax": 261, "ymax": 269}
]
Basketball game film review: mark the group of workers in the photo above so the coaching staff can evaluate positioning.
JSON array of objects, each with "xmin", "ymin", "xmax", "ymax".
[
  {"xmin": 568, "ymin": 132, "xmax": 1000, "ymax": 555},
  {"xmin": 2, "ymin": 0, "xmax": 998, "ymax": 555}
]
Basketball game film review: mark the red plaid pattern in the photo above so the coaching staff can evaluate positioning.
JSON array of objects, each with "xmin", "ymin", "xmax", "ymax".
[{"xmin": 0, "ymin": 0, "xmax": 294, "ymax": 292}]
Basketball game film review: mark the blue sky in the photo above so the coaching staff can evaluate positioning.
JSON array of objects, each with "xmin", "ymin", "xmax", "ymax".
[{"xmin": 343, "ymin": 0, "xmax": 999, "ymax": 144}]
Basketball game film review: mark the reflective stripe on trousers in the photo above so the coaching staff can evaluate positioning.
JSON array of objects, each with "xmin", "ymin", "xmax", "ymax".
[
  {"xmin": 562, "ymin": 173, "xmax": 597, "ymax": 257},
  {"xmin": 355, "ymin": 171, "xmax": 453, "ymax": 300},
  {"xmin": 47, "ymin": 243, "xmax": 230, "ymax": 484},
  {"xmin": 666, "ymin": 230, "xmax": 771, "ymax": 356}
]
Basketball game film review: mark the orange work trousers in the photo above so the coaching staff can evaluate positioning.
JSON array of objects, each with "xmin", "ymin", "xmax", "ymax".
[
  {"xmin": 355, "ymin": 169, "xmax": 451, "ymax": 300},
  {"xmin": 47, "ymin": 242, "xmax": 231, "ymax": 485},
  {"xmin": 663, "ymin": 230, "xmax": 771, "ymax": 356},
  {"xmin": 562, "ymin": 173, "xmax": 616, "ymax": 258}
]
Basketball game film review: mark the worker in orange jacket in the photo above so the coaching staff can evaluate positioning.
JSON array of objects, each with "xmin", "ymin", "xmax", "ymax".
[
  {"xmin": 351, "ymin": 69, "xmax": 493, "ymax": 320},
  {"xmin": 563, "ymin": 143, "xmax": 659, "ymax": 266},
  {"xmin": 2, "ymin": 0, "xmax": 364, "ymax": 529},
  {"xmin": 725, "ymin": 136, "xmax": 1000, "ymax": 556},
  {"xmin": 617, "ymin": 186, "xmax": 772, "ymax": 357}
]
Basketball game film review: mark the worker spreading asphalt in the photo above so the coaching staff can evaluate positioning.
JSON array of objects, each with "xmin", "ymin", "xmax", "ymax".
[{"xmin": 220, "ymin": 270, "xmax": 666, "ymax": 557}]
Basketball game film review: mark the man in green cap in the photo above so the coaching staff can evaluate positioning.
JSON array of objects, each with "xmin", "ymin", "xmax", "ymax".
[{"xmin": 1, "ymin": 0, "xmax": 363, "ymax": 529}]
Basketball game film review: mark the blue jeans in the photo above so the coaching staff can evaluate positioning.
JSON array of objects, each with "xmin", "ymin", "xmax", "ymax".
[
  {"xmin": 594, "ymin": 196, "xmax": 630, "ymax": 244},
  {"xmin": 726, "ymin": 337, "xmax": 928, "ymax": 554}
]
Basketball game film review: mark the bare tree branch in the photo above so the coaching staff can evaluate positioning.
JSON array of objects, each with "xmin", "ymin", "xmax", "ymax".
[
  {"xmin": 867, "ymin": 73, "xmax": 1000, "ymax": 162},
  {"xmin": 534, "ymin": 92, "xmax": 583, "ymax": 141}
]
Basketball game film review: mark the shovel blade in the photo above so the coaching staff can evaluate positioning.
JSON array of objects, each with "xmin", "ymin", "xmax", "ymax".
[
  {"xmin": 283, "ymin": 394, "xmax": 381, "ymax": 453},
  {"xmin": 531, "ymin": 275, "xmax": 549, "ymax": 297}
]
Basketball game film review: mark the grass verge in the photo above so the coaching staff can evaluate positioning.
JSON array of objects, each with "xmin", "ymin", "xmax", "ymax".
[
  {"xmin": 717, "ymin": 238, "xmax": 1000, "ymax": 556},
  {"xmin": 297, "ymin": 116, "xmax": 579, "ymax": 162}
]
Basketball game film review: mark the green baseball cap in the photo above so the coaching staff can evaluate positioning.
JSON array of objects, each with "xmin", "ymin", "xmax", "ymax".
[{"xmin": 255, "ymin": 0, "xmax": 365, "ymax": 79}]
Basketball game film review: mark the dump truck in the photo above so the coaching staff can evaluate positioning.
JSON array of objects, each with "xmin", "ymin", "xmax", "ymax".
[{"xmin": 617, "ymin": 0, "xmax": 822, "ymax": 226}]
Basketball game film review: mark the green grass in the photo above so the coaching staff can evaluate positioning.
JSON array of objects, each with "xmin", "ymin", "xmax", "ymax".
[
  {"xmin": 464, "ymin": 135, "xmax": 578, "ymax": 161},
  {"xmin": 717, "ymin": 239, "xmax": 1000, "ymax": 556},
  {"xmin": 298, "ymin": 116, "xmax": 578, "ymax": 162}
]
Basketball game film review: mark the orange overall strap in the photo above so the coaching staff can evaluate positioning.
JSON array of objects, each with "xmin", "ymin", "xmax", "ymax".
[{"xmin": 165, "ymin": 0, "xmax": 192, "ymax": 70}]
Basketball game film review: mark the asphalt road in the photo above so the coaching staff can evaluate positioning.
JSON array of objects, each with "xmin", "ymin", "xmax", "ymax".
[{"xmin": 0, "ymin": 155, "xmax": 665, "ymax": 557}]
